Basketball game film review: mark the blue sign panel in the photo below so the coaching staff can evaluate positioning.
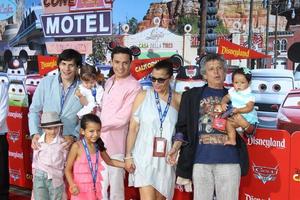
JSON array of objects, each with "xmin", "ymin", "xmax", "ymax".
[
  {"xmin": 0, "ymin": 0, "xmax": 17, "ymax": 21},
  {"xmin": 40, "ymin": 10, "xmax": 112, "ymax": 38}
]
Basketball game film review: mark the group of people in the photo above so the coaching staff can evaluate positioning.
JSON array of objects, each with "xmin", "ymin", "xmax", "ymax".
[
  {"xmin": 0, "ymin": 47, "xmax": 258, "ymax": 200},
  {"xmin": 28, "ymin": 47, "xmax": 141, "ymax": 200}
]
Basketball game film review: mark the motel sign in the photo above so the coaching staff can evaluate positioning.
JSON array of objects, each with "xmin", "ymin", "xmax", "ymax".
[{"xmin": 40, "ymin": 10, "xmax": 112, "ymax": 37}]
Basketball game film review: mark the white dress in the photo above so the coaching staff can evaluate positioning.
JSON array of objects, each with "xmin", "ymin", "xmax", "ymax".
[
  {"xmin": 77, "ymin": 84, "xmax": 104, "ymax": 118},
  {"xmin": 128, "ymin": 89, "xmax": 178, "ymax": 199}
]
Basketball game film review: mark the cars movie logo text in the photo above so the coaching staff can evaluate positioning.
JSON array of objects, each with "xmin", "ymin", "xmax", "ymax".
[
  {"xmin": 253, "ymin": 163, "xmax": 279, "ymax": 184},
  {"xmin": 8, "ymin": 131, "xmax": 20, "ymax": 143},
  {"xmin": 9, "ymin": 169, "xmax": 21, "ymax": 181}
]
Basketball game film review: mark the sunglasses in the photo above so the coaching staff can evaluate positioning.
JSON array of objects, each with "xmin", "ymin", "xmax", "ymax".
[{"xmin": 149, "ymin": 76, "xmax": 169, "ymax": 84}]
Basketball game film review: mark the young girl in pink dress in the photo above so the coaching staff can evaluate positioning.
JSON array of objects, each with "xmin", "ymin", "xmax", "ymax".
[{"xmin": 65, "ymin": 114, "xmax": 125, "ymax": 200}]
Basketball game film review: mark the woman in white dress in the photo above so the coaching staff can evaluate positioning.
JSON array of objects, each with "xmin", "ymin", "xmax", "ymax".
[{"xmin": 125, "ymin": 59, "xmax": 181, "ymax": 200}]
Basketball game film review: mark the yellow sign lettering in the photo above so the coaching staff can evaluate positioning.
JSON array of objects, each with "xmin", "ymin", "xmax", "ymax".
[
  {"xmin": 40, "ymin": 60, "xmax": 56, "ymax": 69},
  {"xmin": 221, "ymin": 46, "xmax": 250, "ymax": 58}
]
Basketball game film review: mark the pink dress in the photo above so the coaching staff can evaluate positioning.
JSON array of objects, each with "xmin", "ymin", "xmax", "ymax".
[{"xmin": 71, "ymin": 142, "xmax": 105, "ymax": 200}]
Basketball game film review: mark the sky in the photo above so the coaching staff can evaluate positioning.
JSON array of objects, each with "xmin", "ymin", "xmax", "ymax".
[
  {"xmin": 25, "ymin": 0, "xmax": 157, "ymax": 24},
  {"xmin": 112, "ymin": 0, "xmax": 154, "ymax": 24}
]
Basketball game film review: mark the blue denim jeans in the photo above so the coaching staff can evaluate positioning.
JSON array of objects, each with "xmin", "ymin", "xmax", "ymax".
[
  {"xmin": 33, "ymin": 169, "xmax": 64, "ymax": 200},
  {"xmin": 192, "ymin": 163, "xmax": 241, "ymax": 200}
]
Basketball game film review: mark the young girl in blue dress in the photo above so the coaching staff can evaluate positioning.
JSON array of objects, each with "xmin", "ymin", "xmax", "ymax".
[{"xmin": 221, "ymin": 67, "xmax": 258, "ymax": 145}]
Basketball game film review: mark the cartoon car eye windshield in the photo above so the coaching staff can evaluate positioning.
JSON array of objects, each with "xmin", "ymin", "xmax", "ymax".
[
  {"xmin": 16, "ymin": 85, "xmax": 26, "ymax": 94},
  {"xmin": 0, "ymin": 76, "xmax": 8, "ymax": 84},
  {"xmin": 259, "ymin": 83, "xmax": 267, "ymax": 92},
  {"xmin": 25, "ymin": 79, "xmax": 33, "ymax": 85},
  {"xmin": 270, "ymin": 80, "xmax": 292, "ymax": 94},
  {"xmin": 17, "ymin": 70, "xmax": 21, "ymax": 74},
  {"xmin": 273, "ymin": 84, "xmax": 281, "ymax": 92}
]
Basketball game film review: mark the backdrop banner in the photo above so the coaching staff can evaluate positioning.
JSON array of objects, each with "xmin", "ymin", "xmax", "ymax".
[
  {"xmin": 239, "ymin": 129, "xmax": 290, "ymax": 200},
  {"xmin": 218, "ymin": 39, "xmax": 271, "ymax": 60},
  {"xmin": 130, "ymin": 57, "xmax": 167, "ymax": 80}
]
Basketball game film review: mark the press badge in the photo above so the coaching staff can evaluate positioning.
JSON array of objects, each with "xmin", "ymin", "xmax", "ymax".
[{"xmin": 153, "ymin": 137, "xmax": 167, "ymax": 157}]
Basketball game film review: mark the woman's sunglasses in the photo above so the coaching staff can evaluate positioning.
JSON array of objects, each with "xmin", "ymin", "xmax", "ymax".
[{"xmin": 149, "ymin": 76, "xmax": 169, "ymax": 84}]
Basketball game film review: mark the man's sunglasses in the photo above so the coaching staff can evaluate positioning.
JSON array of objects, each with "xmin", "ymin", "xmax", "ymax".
[{"xmin": 149, "ymin": 76, "xmax": 169, "ymax": 84}]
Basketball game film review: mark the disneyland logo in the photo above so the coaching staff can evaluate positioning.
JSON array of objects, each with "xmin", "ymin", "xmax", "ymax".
[
  {"xmin": 247, "ymin": 136, "xmax": 286, "ymax": 149},
  {"xmin": 40, "ymin": 60, "xmax": 56, "ymax": 69},
  {"xmin": 244, "ymin": 193, "xmax": 271, "ymax": 200},
  {"xmin": 8, "ymin": 111, "xmax": 23, "ymax": 119},
  {"xmin": 221, "ymin": 46, "xmax": 250, "ymax": 57},
  {"xmin": 9, "ymin": 151, "xmax": 23, "ymax": 159}
]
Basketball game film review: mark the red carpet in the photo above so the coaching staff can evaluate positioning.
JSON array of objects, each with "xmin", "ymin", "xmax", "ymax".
[
  {"xmin": 9, "ymin": 186, "xmax": 31, "ymax": 200},
  {"xmin": 9, "ymin": 193, "xmax": 31, "ymax": 200}
]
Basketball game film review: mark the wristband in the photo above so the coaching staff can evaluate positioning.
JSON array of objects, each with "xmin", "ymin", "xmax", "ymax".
[
  {"xmin": 125, "ymin": 153, "xmax": 132, "ymax": 157},
  {"xmin": 124, "ymin": 156, "xmax": 133, "ymax": 160}
]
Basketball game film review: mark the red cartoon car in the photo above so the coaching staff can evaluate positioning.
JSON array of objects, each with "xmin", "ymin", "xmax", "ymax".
[
  {"xmin": 25, "ymin": 74, "xmax": 42, "ymax": 97},
  {"xmin": 276, "ymin": 89, "xmax": 300, "ymax": 133}
]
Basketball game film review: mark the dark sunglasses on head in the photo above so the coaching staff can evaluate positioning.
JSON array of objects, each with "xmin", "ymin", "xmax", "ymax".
[{"xmin": 149, "ymin": 76, "xmax": 169, "ymax": 84}]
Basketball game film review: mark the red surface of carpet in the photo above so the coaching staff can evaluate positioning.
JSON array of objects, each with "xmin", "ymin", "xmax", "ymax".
[
  {"xmin": 9, "ymin": 193, "xmax": 31, "ymax": 200},
  {"xmin": 9, "ymin": 186, "xmax": 31, "ymax": 200}
]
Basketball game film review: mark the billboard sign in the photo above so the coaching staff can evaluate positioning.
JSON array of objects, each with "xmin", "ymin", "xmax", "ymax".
[
  {"xmin": 217, "ymin": 38, "xmax": 271, "ymax": 60},
  {"xmin": 46, "ymin": 41, "xmax": 92, "ymax": 55},
  {"xmin": 40, "ymin": 10, "xmax": 111, "ymax": 37},
  {"xmin": 239, "ymin": 129, "xmax": 290, "ymax": 200},
  {"xmin": 43, "ymin": 0, "xmax": 112, "ymax": 14},
  {"xmin": 70, "ymin": 0, "xmax": 112, "ymax": 12},
  {"xmin": 124, "ymin": 27, "xmax": 183, "ymax": 59},
  {"xmin": 0, "ymin": 0, "xmax": 17, "ymax": 21},
  {"xmin": 130, "ymin": 57, "xmax": 167, "ymax": 80},
  {"xmin": 42, "ymin": 0, "xmax": 74, "ymax": 14}
]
